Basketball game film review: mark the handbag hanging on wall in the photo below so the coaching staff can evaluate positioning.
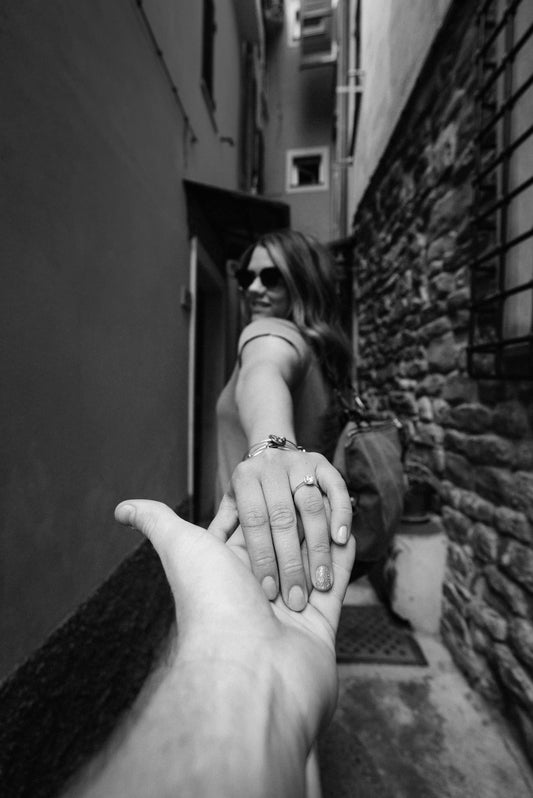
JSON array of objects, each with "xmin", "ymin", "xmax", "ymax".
[{"xmin": 332, "ymin": 391, "xmax": 407, "ymax": 564}]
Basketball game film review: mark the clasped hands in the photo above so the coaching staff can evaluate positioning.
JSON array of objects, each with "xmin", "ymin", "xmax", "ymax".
[
  {"xmin": 114, "ymin": 499, "xmax": 356, "ymax": 787},
  {"xmin": 110, "ymin": 449, "xmax": 354, "ymax": 790},
  {"xmin": 209, "ymin": 448, "xmax": 354, "ymax": 612}
]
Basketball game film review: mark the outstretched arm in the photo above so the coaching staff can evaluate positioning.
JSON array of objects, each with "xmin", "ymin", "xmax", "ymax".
[
  {"xmin": 64, "ymin": 500, "xmax": 355, "ymax": 798},
  {"xmin": 211, "ymin": 334, "xmax": 353, "ymax": 612}
]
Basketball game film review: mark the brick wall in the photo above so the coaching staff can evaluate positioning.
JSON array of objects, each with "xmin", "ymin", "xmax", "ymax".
[{"xmin": 350, "ymin": 1, "xmax": 533, "ymax": 761}]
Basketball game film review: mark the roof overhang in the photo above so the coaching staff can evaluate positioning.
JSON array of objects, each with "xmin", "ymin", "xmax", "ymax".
[{"xmin": 183, "ymin": 180, "xmax": 291, "ymax": 267}]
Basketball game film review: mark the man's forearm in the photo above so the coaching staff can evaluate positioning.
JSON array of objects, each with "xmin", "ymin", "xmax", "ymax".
[
  {"xmin": 67, "ymin": 655, "xmax": 308, "ymax": 798},
  {"xmin": 167, "ymin": 661, "xmax": 308, "ymax": 798}
]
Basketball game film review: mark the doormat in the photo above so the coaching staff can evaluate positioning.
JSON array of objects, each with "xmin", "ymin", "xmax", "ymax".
[{"xmin": 336, "ymin": 604, "xmax": 427, "ymax": 666}]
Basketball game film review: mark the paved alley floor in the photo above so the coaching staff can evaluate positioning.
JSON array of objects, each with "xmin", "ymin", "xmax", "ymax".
[{"xmin": 319, "ymin": 579, "xmax": 533, "ymax": 798}]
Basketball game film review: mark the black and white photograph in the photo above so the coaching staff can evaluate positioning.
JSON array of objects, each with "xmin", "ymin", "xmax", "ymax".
[{"xmin": 1, "ymin": 1, "xmax": 533, "ymax": 796}]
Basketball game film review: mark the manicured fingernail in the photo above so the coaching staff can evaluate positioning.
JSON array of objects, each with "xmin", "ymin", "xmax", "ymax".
[
  {"xmin": 315, "ymin": 565, "xmax": 332, "ymax": 591},
  {"xmin": 337, "ymin": 525, "xmax": 348, "ymax": 543},
  {"xmin": 288, "ymin": 585, "xmax": 306, "ymax": 612},
  {"xmin": 261, "ymin": 576, "xmax": 278, "ymax": 601},
  {"xmin": 116, "ymin": 504, "xmax": 136, "ymax": 526}
]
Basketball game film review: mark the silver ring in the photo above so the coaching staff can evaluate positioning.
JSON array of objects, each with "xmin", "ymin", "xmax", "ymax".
[{"xmin": 292, "ymin": 474, "xmax": 319, "ymax": 497}]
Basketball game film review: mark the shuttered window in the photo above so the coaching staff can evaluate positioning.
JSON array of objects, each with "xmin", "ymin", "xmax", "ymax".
[{"xmin": 300, "ymin": 0, "xmax": 337, "ymax": 68}]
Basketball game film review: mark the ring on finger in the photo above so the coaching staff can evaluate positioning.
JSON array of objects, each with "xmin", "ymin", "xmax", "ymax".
[{"xmin": 292, "ymin": 474, "xmax": 322, "ymax": 497}]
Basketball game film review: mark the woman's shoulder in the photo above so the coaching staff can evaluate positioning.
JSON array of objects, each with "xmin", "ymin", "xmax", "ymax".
[
  {"xmin": 241, "ymin": 317, "xmax": 302, "ymax": 337},
  {"xmin": 238, "ymin": 318, "xmax": 309, "ymax": 361}
]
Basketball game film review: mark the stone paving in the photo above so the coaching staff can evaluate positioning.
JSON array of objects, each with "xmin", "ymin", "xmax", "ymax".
[{"xmin": 319, "ymin": 580, "xmax": 533, "ymax": 798}]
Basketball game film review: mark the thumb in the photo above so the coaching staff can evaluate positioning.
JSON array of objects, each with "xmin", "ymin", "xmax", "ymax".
[
  {"xmin": 115, "ymin": 499, "xmax": 215, "ymax": 598},
  {"xmin": 115, "ymin": 499, "xmax": 264, "ymax": 631}
]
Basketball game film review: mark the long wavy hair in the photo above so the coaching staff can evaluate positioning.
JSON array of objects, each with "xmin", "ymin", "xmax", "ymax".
[{"xmin": 239, "ymin": 229, "xmax": 354, "ymax": 390}]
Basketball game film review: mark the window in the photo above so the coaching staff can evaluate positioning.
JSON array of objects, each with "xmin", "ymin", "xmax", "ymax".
[
  {"xmin": 202, "ymin": 0, "xmax": 216, "ymax": 110},
  {"xmin": 292, "ymin": 155, "xmax": 320, "ymax": 184},
  {"xmin": 300, "ymin": 0, "xmax": 337, "ymax": 68},
  {"xmin": 468, "ymin": 0, "xmax": 533, "ymax": 378},
  {"xmin": 286, "ymin": 146, "xmax": 329, "ymax": 192}
]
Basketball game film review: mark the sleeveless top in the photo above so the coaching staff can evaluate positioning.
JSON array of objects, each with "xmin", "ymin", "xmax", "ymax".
[{"xmin": 215, "ymin": 318, "xmax": 333, "ymax": 503}]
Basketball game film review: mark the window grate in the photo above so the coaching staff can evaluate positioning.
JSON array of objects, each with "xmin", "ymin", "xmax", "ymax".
[{"xmin": 468, "ymin": 0, "xmax": 533, "ymax": 379}]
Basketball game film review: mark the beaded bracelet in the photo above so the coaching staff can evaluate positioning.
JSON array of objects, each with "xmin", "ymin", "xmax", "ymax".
[{"xmin": 244, "ymin": 433, "xmax": 306, "ymax": 460}]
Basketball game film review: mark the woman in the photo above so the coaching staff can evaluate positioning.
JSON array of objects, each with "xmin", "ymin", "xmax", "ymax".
[{"xmin": 210, "ymin": 229, "xmax": 354, "ymax": 612}]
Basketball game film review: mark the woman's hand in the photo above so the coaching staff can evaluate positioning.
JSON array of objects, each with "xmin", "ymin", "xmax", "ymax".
[{"xmin": 208, "ymin": 449, "xmax": 353, "ymax": 612}]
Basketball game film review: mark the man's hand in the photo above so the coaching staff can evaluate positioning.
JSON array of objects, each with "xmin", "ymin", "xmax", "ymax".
[
  {"xmin": 115, "ymin": 499, "xmax": 355, "ymax": 752},
  {"xmin": 65, "ymin": 501, "xmax": 355, "ymax": 798}
]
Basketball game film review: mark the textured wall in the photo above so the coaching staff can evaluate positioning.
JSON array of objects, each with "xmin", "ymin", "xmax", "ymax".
[
  {"xmin": 350, "ymin": 1, "xmax": 533, "ymax": 763},
  {"xmin": 0, "ymin": 542, "xmax": 173, "ymax": 798}
]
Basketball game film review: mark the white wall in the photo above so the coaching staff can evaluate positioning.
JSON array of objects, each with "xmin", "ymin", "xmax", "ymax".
[{"xmin": 349, "ymin": 0, "xmax": 453, "ymax": 217}]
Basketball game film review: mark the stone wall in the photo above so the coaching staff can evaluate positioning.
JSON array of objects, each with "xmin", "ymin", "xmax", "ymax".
[{"xmin": 350, "ymin": 1, "xmax": 533, "ymax": 761}]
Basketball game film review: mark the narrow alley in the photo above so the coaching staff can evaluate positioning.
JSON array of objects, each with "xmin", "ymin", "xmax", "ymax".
[
  {"xmin": 1, "ymin": 0, "xmax": 533, "ymax": 796},
  {"xmin": 320, "ymin": 577, "xmax": 533, "ymax": 798}
]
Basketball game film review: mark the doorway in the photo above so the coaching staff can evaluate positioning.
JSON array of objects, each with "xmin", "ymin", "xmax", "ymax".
[{"xmin": 187, "ymin": 237, "xmax": 227, "ymax": 525}]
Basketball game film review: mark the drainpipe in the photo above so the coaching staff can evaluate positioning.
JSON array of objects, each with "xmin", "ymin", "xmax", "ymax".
[{"xmin": 336, "ymin": 0, "xmax": 351, "ymax": 239}]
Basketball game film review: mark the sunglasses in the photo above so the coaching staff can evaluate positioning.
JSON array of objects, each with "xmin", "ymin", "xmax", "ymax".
[{"xmin": 234, "ymin": 266, "xmax": 283, "ymax": 291}]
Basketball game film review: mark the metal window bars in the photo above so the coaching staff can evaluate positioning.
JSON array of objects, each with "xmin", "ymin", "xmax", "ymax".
[{"xmin": 468, "ymin": 0, "xmax": 533, "ymax": 378}]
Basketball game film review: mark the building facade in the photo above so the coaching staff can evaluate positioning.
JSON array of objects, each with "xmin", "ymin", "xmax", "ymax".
[{"xmin": 0, "ymin": 0, "xmax": 287, "ymax": 679}]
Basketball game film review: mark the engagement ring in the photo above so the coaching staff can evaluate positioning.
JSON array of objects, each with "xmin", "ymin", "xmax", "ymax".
[{"xmin": 292, "ymin": 474, "xmax": 319, "ymax": 496}]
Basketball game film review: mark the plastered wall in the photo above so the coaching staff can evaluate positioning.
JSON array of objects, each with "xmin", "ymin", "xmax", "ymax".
[{"xmin": 0, "ymin": 0, "xmax": 242, "ymax": 678}]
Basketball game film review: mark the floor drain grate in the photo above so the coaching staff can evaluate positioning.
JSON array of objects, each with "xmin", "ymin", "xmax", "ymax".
[{"xmin": 336, "ymin": 604, "xmax": 427, "ymax": 665}]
